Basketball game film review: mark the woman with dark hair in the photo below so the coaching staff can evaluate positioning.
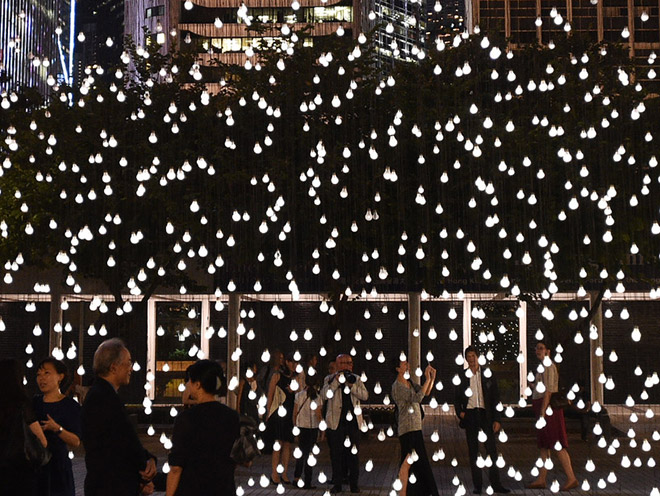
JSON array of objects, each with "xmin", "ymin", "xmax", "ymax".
[
  {"xmin": 292, "ymin": 373, "xmax": 322, "ymax": 488},
  {"xmin": 392, "ymin": 356, "xmax": 438, "ymax": 496},
  {"xmin": 33, "ymin": 357, "xmax": 81, "ymax": 496},
  {"xmin": 0, "ymin": 358, "xmax": 48, "ymax": 494},
  {"xmin": 527, "ymin": 341, "xmax": 578, "ymax": 491},
  {"xmin": 266, "ymin": 352, "xmax": 299, "ymax": 485},
  {"xmin": 166, "ymin": 360, "xmax": 240, "ymax": 496}
]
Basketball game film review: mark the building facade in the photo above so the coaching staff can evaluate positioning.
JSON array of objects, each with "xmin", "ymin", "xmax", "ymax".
[
  {"xmin": 126, "ymin": 0, "xmax": 363, "ymax": 70},
  {"xmin": 426, "ymin": 0, "xmax": 465, "ymax": 43},
  {"xmin": 367, "ymin": 0, "xmax": 428, "ymax": 61},
  {"xmin": 74, "ymin": 0, "xmax": 124, "ymax": 87},
  {"xmin": 468, "ymin": 0, "xmax": 660, "ymax": 72},
  {"xmin": 125, "ymin": 0, "xmax": 438, "ymax": 74},
  {"xmin": 0, "ymin": 0, "xmax": 62, "ymax": 96}
]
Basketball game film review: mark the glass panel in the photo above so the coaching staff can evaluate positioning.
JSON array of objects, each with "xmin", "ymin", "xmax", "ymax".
[
  {"xmin": 471, "ymin": 301, "xmax": 520, "ymax": 404},
  {"xmin": 421, "ymin": 301, "xmax": 463, "ymax": 405},
  {"xmin": 154, "ymin": 301, "xmax": 201, "ymax": 403},
  {"xmin": 0, "ymin": 301, "xmax": 50, "ymax": 389}
]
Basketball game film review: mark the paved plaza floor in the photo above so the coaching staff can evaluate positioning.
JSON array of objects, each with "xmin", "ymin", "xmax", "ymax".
[{"xmin": 69, "ymin": 412, "xmax": 659, "ymax": 495}]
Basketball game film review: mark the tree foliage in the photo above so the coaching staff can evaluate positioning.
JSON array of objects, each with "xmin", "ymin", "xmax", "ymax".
[{"xmin": 1, "ymin": 31, "xmax": 659, "ymax": 308}]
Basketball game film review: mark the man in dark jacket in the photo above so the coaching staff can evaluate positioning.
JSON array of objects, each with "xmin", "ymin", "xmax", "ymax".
[
  {"xmin": 81, "ymin": 338, "xmax": 156, "ymax": 495},
  {"xmin": 454, "ymin": 346, "xmax": 510, "ymax": 495}
]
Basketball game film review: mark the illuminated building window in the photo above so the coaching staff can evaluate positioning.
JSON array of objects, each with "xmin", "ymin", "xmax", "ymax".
[
  {"xmin": 200, "ymin": 35, "xmax": 313, "ymax": 53},
  {"xmin": 146, "ymin": 5, "xmax": 165, "ymax": 18},
  {"xmin": 146, "ymin": 33, "xmax": 166, "ymax": 46}
]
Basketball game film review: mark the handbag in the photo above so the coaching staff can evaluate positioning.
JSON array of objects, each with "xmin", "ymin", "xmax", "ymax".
[
  {"xmin": 550, "ymin": 391, "xmax": 570, "ymax": 410},
  {"xmin": 230, "ymin": 416, "xmax": 260, "ymax": 465},
  {"xmin": 2, "ymin": 407, "xmax": 51, "ymax": 469},
  {"xmin": 22, "ymin": 415, "xmax": 51, "ymax": 468},
  {"xmin": 267, "ymin": 386, "xmax": 286, "ymax": 420}
]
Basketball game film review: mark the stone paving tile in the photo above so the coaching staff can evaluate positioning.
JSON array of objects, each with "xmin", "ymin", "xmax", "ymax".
[{"xmin": 70, "ymin": 413, "xmax": 660, "ymax": 496}]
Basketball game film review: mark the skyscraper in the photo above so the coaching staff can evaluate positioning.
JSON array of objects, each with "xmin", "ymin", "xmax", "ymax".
[
  {"xmin": 0, "ymin": 0, "xmax": 61, "ymax": 96},
  {"xmin": 426, "ymin": 0, "xmax": 465, "ymax": 43},
  {"xmin": 75, "ymin": 0, "xmax": 123, "ymax": 85},
  {"xmin": 366, "ymin": 0, "xmax": 428, "ymax": 61}
]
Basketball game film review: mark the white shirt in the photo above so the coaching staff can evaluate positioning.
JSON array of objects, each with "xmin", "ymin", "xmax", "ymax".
[
  {"xmin": 295, "ymin": 391, "xmax": 321, "ymax": 429},
  {"xmin": 466, "ymin": 368, "xmax": 484, "ymax": 409},
  {"xmin": 532, "ymin": 361, "xmax": 558, "ymax": 400}
]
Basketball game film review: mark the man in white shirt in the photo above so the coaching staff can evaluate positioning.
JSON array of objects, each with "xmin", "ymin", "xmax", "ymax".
[{"xmin": 454, "ymin": 346, "xmax": 509, "ymax": 495}]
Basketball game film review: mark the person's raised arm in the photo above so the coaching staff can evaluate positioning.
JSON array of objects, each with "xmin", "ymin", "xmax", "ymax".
[{"xmin": 421, "ymin": 365, "xmax": 436, "ymax": 396}]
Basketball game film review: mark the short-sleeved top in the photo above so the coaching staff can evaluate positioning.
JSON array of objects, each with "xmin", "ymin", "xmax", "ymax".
[
  {"xmin": 33, "ymin": 395, "xmax": 81, "ymax": 496},
  {"xmin": 391, "ymin": 380, "xmax": 425, "ymax": 436},
  {"xmin": 294, "ymin": 391, "xmax": 320, "ymax": 429},
  {"xmin": 532, "ymin": 361, "xmax": 559, "ymax": 400},
  {"xmin": 169, "ymin": 401, "xmax": 240, "ymax": 496}
]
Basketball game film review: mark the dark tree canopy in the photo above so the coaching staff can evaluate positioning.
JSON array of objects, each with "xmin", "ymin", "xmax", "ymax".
[{"xmin": 1, "ymin": 31, "xmax": 659, "ymax": 308}]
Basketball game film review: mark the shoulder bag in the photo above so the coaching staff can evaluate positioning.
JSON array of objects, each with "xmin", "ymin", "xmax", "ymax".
[
  {"xmin": 230, "ymin": 415, "xmax": 260, "ymax": 465},
  {"xmin": 550, "ymin": 391, "xmax": 570, "ymax": 410},
  {"xmin": 2, "ymin": 407, "xmax": 51, "ymax": 469}
]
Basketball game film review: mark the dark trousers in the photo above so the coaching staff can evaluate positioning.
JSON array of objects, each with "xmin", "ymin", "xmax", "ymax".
[
  {"xmin": 328, "ymin": 419, "xmax": 360, "ymax": 489},
  {"xmin": 464, "ymin": 409, "xmax": 502, "ymax": 491},
  {"xmin": 294, "ymin": 428, "xmax": 318, "ymax": 485},
  {"xmin": 399, "ymin": 430, "xmax": 439, "ymax": 496}
]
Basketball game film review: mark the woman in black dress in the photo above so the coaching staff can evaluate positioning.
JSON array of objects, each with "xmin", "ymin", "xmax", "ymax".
[
  {"xmin": 166, "ymin": 360, "xmax": 240, "ymax": 496},
  {"xmin": 33, "ymin": 358, "xmax": 81, "ymax": 496},
  {"xmin": 266, "ymin": 353, "xmax": 299, "ymax": 485},
  {"xmin": 0, "ymin": 358, "xmax": 48, "ymax": 495}
]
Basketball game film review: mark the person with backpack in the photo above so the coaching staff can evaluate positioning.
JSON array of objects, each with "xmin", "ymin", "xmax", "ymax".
[
  {"xmin": 392, "ymin": 356, "xmax": 438, "ymax": 496},
  {"xmin": 292, "ymin": 373, "xmax": 322, "ymax": 489},
  {"xmin": 0, "ymin": 358, "xmax": 48, "ymax": 494}
]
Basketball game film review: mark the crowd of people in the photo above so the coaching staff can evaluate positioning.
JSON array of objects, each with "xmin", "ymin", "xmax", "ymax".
[{"xmin": 0, "ymin": 338, "xmax": 581, "ymax": 495}]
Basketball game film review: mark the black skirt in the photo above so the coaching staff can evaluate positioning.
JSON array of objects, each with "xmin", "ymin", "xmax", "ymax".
[{"xmin": 266, "ymin": 411, "xmax": 295, "ymax": 444}]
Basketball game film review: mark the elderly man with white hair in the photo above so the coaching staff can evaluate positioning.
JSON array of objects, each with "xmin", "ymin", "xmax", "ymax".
[{"xmin": 81, "ymin": 338, "xmax": 157, "ymax": 496}]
